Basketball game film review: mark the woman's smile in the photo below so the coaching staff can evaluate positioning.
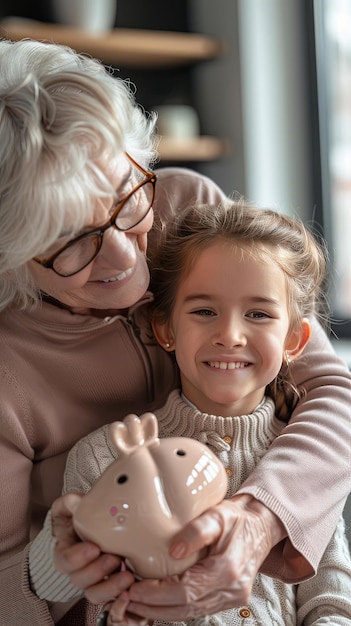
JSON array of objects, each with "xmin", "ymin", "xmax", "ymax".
[{"xmin": 92, "ymin": 267, "xmax": 135, "ymax": 285}]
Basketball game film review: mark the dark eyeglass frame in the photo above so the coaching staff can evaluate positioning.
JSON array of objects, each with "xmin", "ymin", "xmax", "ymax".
[{"xmin": 33, "ymin": 153, "xmax": 157, "ymax": 277}]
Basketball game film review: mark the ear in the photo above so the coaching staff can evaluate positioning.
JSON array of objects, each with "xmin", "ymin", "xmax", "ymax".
[
  {"xmin": 151, "ymin": 318, "xmax": 175, "ymax": 352},
  {"xmin": 284, "ymin": 318, "xmax": 311, "ymax": 362}
]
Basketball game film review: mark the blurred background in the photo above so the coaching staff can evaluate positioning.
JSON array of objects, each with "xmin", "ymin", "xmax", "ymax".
[{"xmin": 0, "ymin": 0, "xmax": 350, "ymax": 546}]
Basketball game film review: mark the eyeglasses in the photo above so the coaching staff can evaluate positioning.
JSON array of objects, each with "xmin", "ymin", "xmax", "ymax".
[{"xmin": 33, "ymin": 154, "xmax": 157, "ymax": 277}]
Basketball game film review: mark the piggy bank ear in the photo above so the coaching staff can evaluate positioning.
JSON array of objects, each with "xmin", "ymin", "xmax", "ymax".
[{"xmin": 108, "ymin": 412, "xmax": 159, "ymax": 456}]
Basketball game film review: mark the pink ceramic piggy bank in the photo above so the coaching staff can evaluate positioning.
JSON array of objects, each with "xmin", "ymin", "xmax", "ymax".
[{"xmin": 73, "ymin": 412, "xmax": 228, "ymax": 579}]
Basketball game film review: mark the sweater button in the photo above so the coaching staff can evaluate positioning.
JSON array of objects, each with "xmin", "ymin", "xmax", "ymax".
[
  {"xmin": 239, "ymin": 607, "xmax": 251, "ymax": 618},
  {"xmin": 223, "ymin": 435, "xmax": 232, "ymax": 445},
  {"xmin": 225, "ymin": 467, "xmax": 233, "ymax": 477}
]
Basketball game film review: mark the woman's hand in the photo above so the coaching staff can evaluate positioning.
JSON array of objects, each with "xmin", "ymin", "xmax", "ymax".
[
  {"xmin": 107, "ymin": 495, "xmax": 286, "ymax": 622},
  {"xmin": 52, "ymin": 493, "xmax": 135, "ymax": 603}
]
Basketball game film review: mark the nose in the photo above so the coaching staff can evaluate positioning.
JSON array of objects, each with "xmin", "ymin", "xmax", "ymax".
[
  {"xmin": 98, "ymin": 227, "xmax": 137, "ymax": 267},
  {"xmin": 212, "ymin": 314, "xmax": 247, "ymax": 349}
]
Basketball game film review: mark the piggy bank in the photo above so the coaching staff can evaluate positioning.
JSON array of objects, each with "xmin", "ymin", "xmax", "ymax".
[{"xmin": 73, "ymin": 412, "xmax": 228, "ymax": 579}]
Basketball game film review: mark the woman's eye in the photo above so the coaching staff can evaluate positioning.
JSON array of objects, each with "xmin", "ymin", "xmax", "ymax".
[
  {"xmin": 113, "ymin": 181, "xmax": 135, "ymax": 207},
  {"xmin": 112, "ymin": 193, "xmax": 126, "ymax": 210}
]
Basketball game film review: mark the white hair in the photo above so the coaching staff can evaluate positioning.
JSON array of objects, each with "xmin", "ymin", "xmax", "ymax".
[{"xmin": 0, "ymin": 38, "xmax": 158, "ymax": 310}]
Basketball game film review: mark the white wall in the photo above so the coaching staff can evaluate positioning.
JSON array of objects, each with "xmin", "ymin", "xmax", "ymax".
[
  {"xmin": 237, "ymin": 0, "xmax": 313, "ymax": 218},
  {"xmin": 188, "ymin": 0, "xmax": 245, "ymax": 197}
]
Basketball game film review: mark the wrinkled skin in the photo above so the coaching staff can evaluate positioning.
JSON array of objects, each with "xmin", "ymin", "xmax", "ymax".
[{"xmin": 53, "ymin": 493, "xmax": 285, "ymax": 624}]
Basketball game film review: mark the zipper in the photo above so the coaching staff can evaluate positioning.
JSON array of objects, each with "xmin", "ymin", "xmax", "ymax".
[{"xmin": 123, "ymin": 314, "xmax": 155, "ymax": 405}]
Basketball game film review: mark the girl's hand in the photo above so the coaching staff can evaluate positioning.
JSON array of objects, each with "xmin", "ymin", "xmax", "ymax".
[
  {"xmin": 98, "ymin": 597, "xmax": 152, "ymax": 626},
  {"xmin": 52, "ymin": 493, "xmax": 134, "ymax": 603},
  {"xmin": 108, "ymin": 495, "xmax": 285, "ymax": 621}
]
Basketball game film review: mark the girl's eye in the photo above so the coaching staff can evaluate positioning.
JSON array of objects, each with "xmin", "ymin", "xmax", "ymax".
[
  {"xmin": 247, "ymin": 311, "xmax": 270, "ymax": 319},
  {"xmin": 191, "ymin": 309, "xmax": 216, "ymax": 317}
]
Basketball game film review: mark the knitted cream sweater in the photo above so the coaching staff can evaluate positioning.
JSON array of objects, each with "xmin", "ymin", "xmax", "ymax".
[{"xmin": 30, "ymin": 391, "xmax": 351, "ymax": 625}]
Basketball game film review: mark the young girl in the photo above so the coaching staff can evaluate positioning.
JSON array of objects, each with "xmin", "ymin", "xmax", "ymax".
[{"xmin": 31, "ymin": 200, "xmax": 351, "ymax": 625}]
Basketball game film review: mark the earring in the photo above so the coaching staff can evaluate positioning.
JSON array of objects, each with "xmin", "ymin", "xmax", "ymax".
[
  {"xmin": 165, "ymin": 342, "xmax": 171, "ymax": 349},
  {"xmin": 284, "ymin": 350, "xmax": 291, "ymax": 364}
]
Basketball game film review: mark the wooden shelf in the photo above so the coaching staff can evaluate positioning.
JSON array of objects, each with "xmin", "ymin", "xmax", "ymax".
[
  {"xmin": 0, "ymin": 18, "xmax": 225, "ymax": 68},
  {"xmin": 0, "ymin": 19, "xmax": 230, "ymax": 163},
  {"xmin": 158, "ymin": 136, "xmax": 231, "ymax": 162}
]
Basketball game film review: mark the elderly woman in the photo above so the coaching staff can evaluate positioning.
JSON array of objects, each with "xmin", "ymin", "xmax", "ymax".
[{"xmin": 0, "ymin": 39, "xmax": 350, "ymax": 626}]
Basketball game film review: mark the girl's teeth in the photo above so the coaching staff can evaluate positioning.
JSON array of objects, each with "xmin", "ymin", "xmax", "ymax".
[{"xmin": 208, "ymin": 361, "xmax": 247, "ymax": 370}]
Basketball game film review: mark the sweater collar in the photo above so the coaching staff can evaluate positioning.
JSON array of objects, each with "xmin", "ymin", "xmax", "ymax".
[{"xmin": 155, "ymin": 390, "xmax": 284, "ymax": 449}]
